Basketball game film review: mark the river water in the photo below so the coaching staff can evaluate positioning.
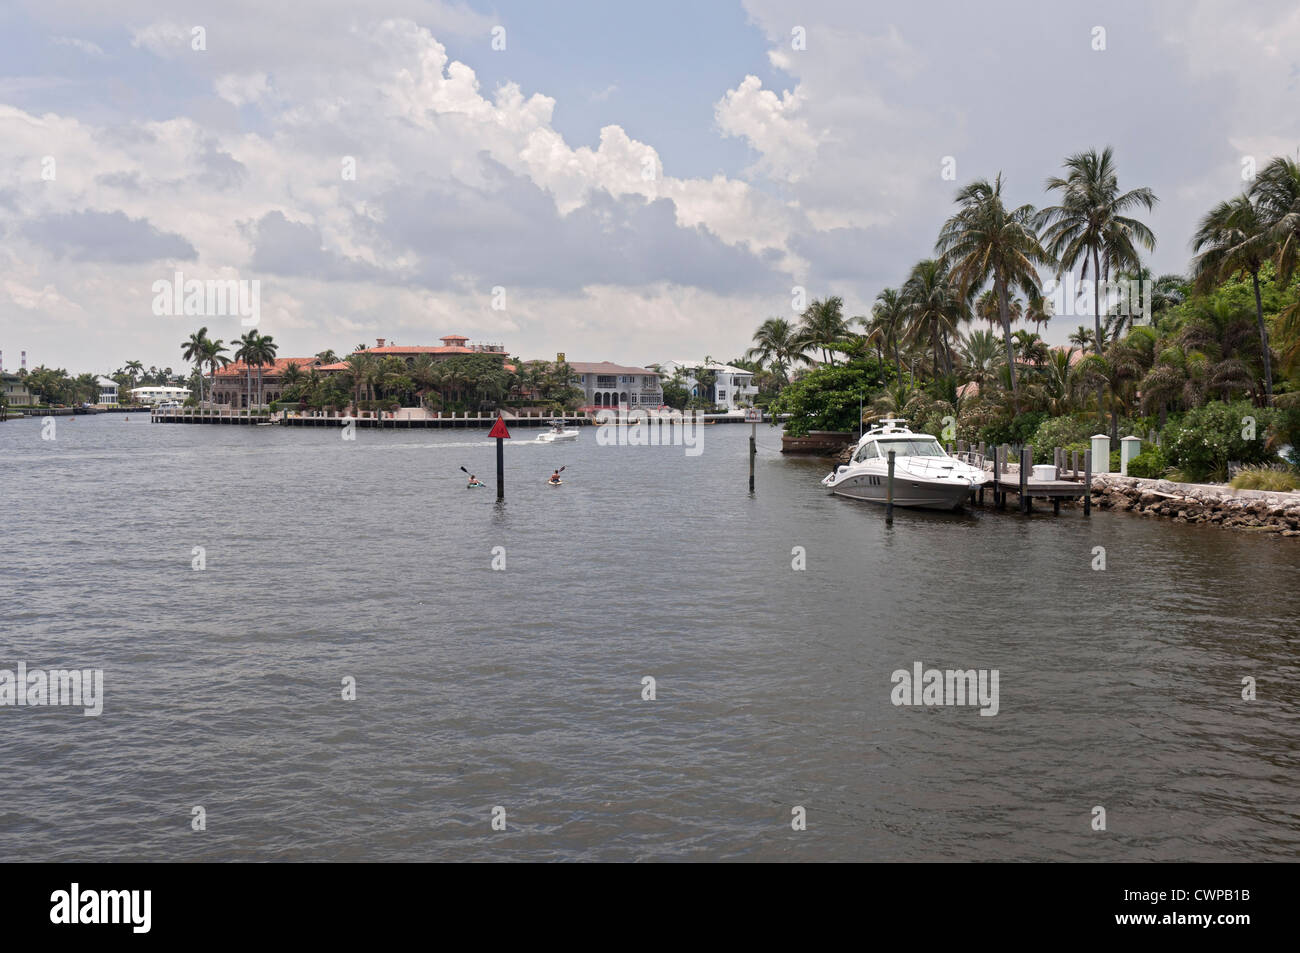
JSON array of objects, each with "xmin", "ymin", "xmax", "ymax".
[{"xmin": 1, "ymin": 414, "xmax": 1296, "ymax": 861}]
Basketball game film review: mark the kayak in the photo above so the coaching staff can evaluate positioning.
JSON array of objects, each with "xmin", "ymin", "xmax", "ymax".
[
  {"xmin": 547, "ymin": 480, "xmax": 563, "ymax": 486},
  {"xmin": 467, "ymin": 483, "xmax": 486, "ymax": 488}
]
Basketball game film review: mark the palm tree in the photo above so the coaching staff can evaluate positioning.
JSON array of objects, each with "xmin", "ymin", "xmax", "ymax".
[
  {"xmin": 344, "ymin": 352, "xmax": 373, "ymax": 411},
  {"xmin": 1071, "ymin": 340, "xmax": 1143, "ymax": 441},
  {"xmin": 1068, "ymin": 325, "xmax": 1096, "ymax": 351},
  {"xmin": 181, "ymin": 328, "xmax": 211, "ymax": 403},
  {"xmin": 1024, "ymin": 289, "xmax": 1051, "ymax": 336},
  {"xmin": 315, "ymin": 349, "xmax": 339, "ymax": 364},
  {"xmin": 958, "ymin": 328, "xmax": 1004, "ymax": 392},
  {"xmin": 870, "ymin": 288, "xmax": 908, "ymax": 381},
  {"xmin": 280, "ymin": 362, "xmax": 305, "ymax": 403},
  {"xmin": 1250, "ymin": 156, "xmax": 1300, "ymax": 281},
  {"xmin": 251, "ymin": 333, "xmax": 278, "ymax": 406},
  {"xmin": 1012, "ymin": 329, "xmax": 1050, "ymax": 367},
  {"xmin": 1036, "ymin": 147, "xmax": 1158, "ymax": 356},
  {"xmin": 234, "ymin": 331, "xmax": 259, "ymax": 410},
  {"xmin": 902, "ymin": 259, "xmax": 964, "ymax": 377},
  {"xmin": 797, "ymin": 296, "xmax": 850, "ymax": 365},
  {"xmin": 203, "ymin": 339, "xmax": 230, "ymax": 406},
  {"xmin": 936, "ymin": 173, "xmax": 1047, "ymax": 409},
  {"xmin": 124, "ymin": 360, "xmax": 144, "ymax": 391},
  {"xmin": 746, "ymin": 317, "xmax": 807, "ymax": 382},
  {"xmin": 1191, "ymin": 193, "xmax": 1275, "ymax": 399},
  {"xmin": 1177, "ymin": 299, "xmax": 1261, "ymax": 402}
]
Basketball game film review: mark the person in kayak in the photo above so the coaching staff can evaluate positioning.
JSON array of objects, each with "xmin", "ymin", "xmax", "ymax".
[
  {"xmin": 548, "ymin": 470, "xmax": 562, "ymax": 484},
  {"xmin": 467, "ymin": 474, "xmax": 484, "ymax": 487}
]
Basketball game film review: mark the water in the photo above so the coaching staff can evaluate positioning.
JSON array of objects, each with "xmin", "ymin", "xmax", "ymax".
[{"xmin": 1, "ymin": 414, "xmax": 1296, "ymax": 861}]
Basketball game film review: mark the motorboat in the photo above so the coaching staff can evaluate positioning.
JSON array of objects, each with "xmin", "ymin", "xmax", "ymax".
[
  {"xmin": 535, "ymin": 419, "xmax": 580, "ymax": 442},
  {"xmin": 821, "ymin": 419, "xmax": 986, "ymax": 510}
]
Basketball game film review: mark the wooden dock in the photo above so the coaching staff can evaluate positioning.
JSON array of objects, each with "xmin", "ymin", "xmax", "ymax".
[{"xmin": 955, "ymin": 442, "xmax": 1094, "ymax": 516}]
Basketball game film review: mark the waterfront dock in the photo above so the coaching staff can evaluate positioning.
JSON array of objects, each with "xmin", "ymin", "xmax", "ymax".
[
  {"xmin": 971, "ymin": 443, "xmax": 1093, "ymax": 515},
  {"xmin": 149, "ymin": 408, "xmax": 761, "ymax": 427}
]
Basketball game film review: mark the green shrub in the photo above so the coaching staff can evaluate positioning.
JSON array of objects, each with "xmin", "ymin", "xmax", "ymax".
[
  {"xmin": 1126, "ymin": 448, "xmax": 1168, "ymax": 479},
  {"xmin": 978, "ymin": 410, "xmax": 1046, "ymax": 448},
  {"xmin": 1030, "ymin": 416, "xmax": 1094, "ymax": 463},
  {"xmin": 1229, "ymin": 465, "xmax": 1299, "ymax": 492},
  {"xmin": 1165, "ymin": 400, "xmax": 1280, "ymax": 482}
]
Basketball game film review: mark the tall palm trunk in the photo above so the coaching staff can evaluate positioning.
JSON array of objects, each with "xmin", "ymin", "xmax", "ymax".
[
  {"xmin": 1092, "ymin": 246, "xmax": 1107, "ymax": 422},
  {"xmin": 1251, "ymin": 270, "xmax": 1273, "ymax": 400},
  {"xmin": 995, "ymin": 270, "xmax": 1019, "ymax": 411}
]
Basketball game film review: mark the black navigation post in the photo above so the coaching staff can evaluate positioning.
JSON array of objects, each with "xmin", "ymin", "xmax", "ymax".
[{"xmin": 488, "ymin": 414, "xmax": 510, "ymax": 500}]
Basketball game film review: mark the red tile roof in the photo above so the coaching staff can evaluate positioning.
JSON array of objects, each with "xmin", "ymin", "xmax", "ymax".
[
  {"xmin": 214, "ymin": 357, "xmax": 321, "ymax": 377},
  {"xmin": 568, "ymin": 361, "xmax": 660, "ymax": 376}
]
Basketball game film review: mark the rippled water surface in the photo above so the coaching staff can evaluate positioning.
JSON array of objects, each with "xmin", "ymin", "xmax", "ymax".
[{"xmin": 1, "ymin": 414, "xmax": 1297, "ymax": 861}]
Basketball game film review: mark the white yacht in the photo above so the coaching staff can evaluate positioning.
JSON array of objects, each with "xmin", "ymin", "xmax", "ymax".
[
  {"xmin": 821, "ymin": 419, "xmax": 986, "ymax": 509},
  {"xmin": 535, "ymin": 419, "xmax": 580, "ymax": 443}
]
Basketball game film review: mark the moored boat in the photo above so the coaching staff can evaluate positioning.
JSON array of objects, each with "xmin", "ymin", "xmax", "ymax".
[{"xmin": 821, "ymin": 419, "xmax": 986, "ymax": 510}]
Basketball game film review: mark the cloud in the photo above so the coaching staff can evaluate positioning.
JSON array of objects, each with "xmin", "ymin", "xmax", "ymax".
[
  {"xmin": 714, "ymin": 75, "xmax": 819, "ymax": 182},
  {"xmin": 21, "ymin": 210, "xmax": 197, "ymax": 263},
  {"xmin": 51, "ymin": 36, "xmax": 104, "ymax": 56}
]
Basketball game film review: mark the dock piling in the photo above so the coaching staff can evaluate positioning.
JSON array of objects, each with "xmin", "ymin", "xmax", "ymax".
[
  {"xmin": 886, "ymin": 450, "xmax": 895, "ymax": 524},
  {"xmin": 1083, "ymin": 449, "xmax": 1092, "ymax": 517},
  {"xmin": 1019, "ymin": 446, "xmax": 1031, "ymax": 514}
]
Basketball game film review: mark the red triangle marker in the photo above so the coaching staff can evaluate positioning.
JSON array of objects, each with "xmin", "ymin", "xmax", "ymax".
[{"xmin": 488, "ymin": 416, "xmax": 511, "ymax": 439}]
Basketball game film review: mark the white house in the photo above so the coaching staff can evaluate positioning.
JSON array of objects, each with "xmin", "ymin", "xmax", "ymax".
[
  {"xmin": 97, "ymin": 377, "xmax": 119, "ymax": 406},
  {"xmin": 661, "ymin": 360, "xmax": 758, "ymax": 412},
  {"xmin": 130, "ymin": 385, "xmax": 190, "ymax": 405}
]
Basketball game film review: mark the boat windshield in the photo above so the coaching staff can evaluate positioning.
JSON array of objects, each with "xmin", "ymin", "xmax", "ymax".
[{"xmin": 872, "ymin": 437, "xmax": 946, "ymax": 458}]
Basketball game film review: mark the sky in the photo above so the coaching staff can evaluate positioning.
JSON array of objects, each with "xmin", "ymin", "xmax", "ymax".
[{"xmin": 1, "ymin": 0, "xmax": 1298, "ymax": 375}]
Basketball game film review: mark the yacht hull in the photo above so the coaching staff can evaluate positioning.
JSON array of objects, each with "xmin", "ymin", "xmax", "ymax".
[{"xmin": 826, "ymin": 473, "xmax": 979, "ymax": 509}]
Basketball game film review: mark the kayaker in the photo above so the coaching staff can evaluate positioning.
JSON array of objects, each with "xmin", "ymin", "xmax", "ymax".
[
  {"xmin": 548, "ymin": 470, "xmax": 562, "ymax": 485},
  {"xmin": 467, "ymin": 474, "xmax": 483, "ymax": 487}
]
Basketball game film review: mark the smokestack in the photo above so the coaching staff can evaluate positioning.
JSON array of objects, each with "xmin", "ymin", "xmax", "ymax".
[
  {"xmin": 376, "ymin": 338, "xmax": 386, "ymax": 347},
  {"xmin": 21, "ymin": 350, "xmax": 26, "ymax": 371}
]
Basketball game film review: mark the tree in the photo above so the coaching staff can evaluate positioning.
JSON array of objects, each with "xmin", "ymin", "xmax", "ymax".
[
  {"xmin": 797, "ymin": 296, "xmax": 850, "ymax": 365},
  {"xmin": 1250, "ymin": 156, "xmax": 1300, "ymax": 283},
  {"xmin": 747, "ymin": 317, "xmax": 808, "ymax": 382},
  {"xmin": 181, "ymin": 328, "xmax": 211, "ymax": 403},
  {"xmin": 1037, "ymin": 147, "xmax": 1158, "ymax": 357},
  {"xmin": 203, "ymin": 339, "xmax": 230, "ymax": 405},
  {"xmin": 936, "ymin": 173, "xmax": 1048, "ymax": 409},
  {"xmin": 869, "ymin": 288, "xmax": 908, "ymax": 382},
  {"xmin": 959, "ymin": 328, "xmax": 1004, "ymax": 393},
  {"xmin": 1191, "ymin": 194, "xmax": 1275, "ymax": 399},
  {"xmin": 124, "ymin": 360, "xmax": 144, "ymax": 391},
  {"xmin": 251, "ymin": 333, "xmax": 278, "ymax": 406},
  {"xmin": 234, "ymin": 331, "xmax": 259, "ymax": 410},
  {"xmin": 74, "ymin": 372, "xmax": 98, "ymax": 405},
  {"xmin": 902, "ymin": 259, "xmax": 964, "ymax": 378}
]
